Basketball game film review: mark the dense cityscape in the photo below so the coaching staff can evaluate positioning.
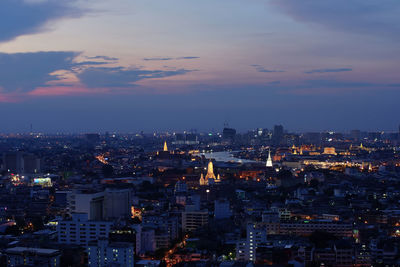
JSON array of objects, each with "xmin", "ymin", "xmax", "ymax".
[
  {"xmin": 1, "ymin": 0, "xmax": 399, "ymax": 266},
  {"xmin": 0, "ymin": 125, "xmax": 400, "ymax": 266}
]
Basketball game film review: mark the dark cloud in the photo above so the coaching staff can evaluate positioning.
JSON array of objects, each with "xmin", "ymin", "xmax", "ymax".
[
  {"xmin": 0, "ymin": 0, "xmax": 84, "ymax": 42},
  {"xmin": 77, "ymin": 67, "xmax": 192, "ymax": 88},
  {"xmin": 143, "ymin": 56, "xmax": 200, "ymax": 61},
  {"xmin": 74, "ymin": 61, "xmax": 113, "ymax": 66},
  {"xmin": 86, "ymin": 56, "xmax": 119, "ymax": 61},
  {"xmin": 305, "ymin": 68, "xmax": 352, "ymax": 74},
  {"xmin": 251, "ymin": 64, "xmax": 285, "ymax": 73},
  {"xmin": 143, "ymin": 57, "xmax": 173, "ymax": 61},
  {"xmin": 176, "ymin": 57, "xmax": 200, "ymax": 60},
  {"xmin": 271, "ymin": 0, "xmax": 400, "ymax": 40},
  {"xmin": 0, "ymin": 51, "xmax": 78, "ymax": 92},
  {"xmin": 0, "ymin": 52, "xmax": 192, "ymax": 93}
]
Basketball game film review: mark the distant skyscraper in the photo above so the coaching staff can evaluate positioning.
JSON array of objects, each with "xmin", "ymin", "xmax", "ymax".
[
  {"xmin": 257, "ymin": 128, "xmax": 263, "ymax": 136},
  {"xmin": 351, "ymin": 130, "xmax": 361, "ymax": 141},
  {"xmin": 2, "ymin": 152, "xmax": 41, "ymax": 174},
  {"xmin": 273, "ymin": 125, "xmax": 284, "ymax": 145},
  {"xmin": 222, "ymin": 127, "xmax": 236, "ymax": 141}
]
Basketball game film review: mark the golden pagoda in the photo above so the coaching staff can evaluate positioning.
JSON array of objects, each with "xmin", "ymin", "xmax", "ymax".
[
  {"xmin": 199, "ymin": 173, "xmax": 207, "ymax": 186},
  {"xmin": 205, "ymin": 160, "xmax": 216, "ymax": 180},
  {"xmin": 163, "ymin": 141, "xmax": 168, "ymax": 152}
]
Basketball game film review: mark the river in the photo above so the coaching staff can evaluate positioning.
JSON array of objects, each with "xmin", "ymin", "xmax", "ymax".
[{"xmin": 198, "ymin": 151, "xmax": 258, "ymax": 163}]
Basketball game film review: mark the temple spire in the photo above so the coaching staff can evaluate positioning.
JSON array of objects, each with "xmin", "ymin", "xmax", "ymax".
[
  {"xmin": 163, "ymin": 141, "xmax": 168, "ymax": 152},
  {"xmin": 199, "ymin": 173, "xmax": 206, "ymax": 186},
  {"xmin": 205, "ymin": 160, "xmax": 216, "ymax": 179},
  {"xmin": 266, "ymin": 150, "xmax": 273, "ymax": 167}
]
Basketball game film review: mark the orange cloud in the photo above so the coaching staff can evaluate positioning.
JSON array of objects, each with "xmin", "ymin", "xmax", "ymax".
[{"xmin": 28, "ymin": 86, "xmax": 109, "ymax": 97}]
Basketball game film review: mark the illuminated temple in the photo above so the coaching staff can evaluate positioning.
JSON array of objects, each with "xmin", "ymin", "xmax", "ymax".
[
  {"xmin": 266, "ymin": 150, "xmax": 273, "ymax": 167},
  {"xmin": 200, "ymin": 160, "xmax": 220, "ymax": 185}
]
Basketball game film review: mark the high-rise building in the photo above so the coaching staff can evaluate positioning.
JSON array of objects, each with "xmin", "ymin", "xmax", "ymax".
[
  {"xmin": 236, "ymin": 223, "xmax": 267, "ymax": 262},
  {"xmin": 222, "ymin": 127, "xmax": 236, "ymax": 141},
  {"xmin": 273, "ymin": 125, "xmax": 284, "ymax": 145},
  {"xmin": 68, "ymin": 189, "xmax": 133, "ymax": 220},
  {"xmin": 5, "ymin": 247, "xmax": 61, "ymax": 267},
  {"xmin": 57, "ymin": 213, "xmax": 113, "ymax": 246},
  {"xmin": 88, "ymin": 239, "xmax": 134, "ymax": 267},
  {"xmin": 214, "ymin": 199, "xmax": 231, "ymax": 219},
  {"xmin": 182, "ymin": 210, "xmax": 208, "ymax": 232},
  {"xmin": 303, "ymin": 132, "xmax": 321, "ymax": 145},
  {"xmin": 2, "ymin": 152, "xmax": 41, "ymax": 174},
  {"xmin": 172, "ymin": 133, "xmax": 199, "ymax": 145},
  {"xmin": 351, "ymin": 130, "xmax": 361, "ymax": 141},
  {"xmin": 103, "ymin": 189, "xmax": 133, "ymax": 220}
]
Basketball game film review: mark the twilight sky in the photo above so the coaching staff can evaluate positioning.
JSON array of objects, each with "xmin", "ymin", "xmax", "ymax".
[{"xmin": 0, "ymin": 0, "xmax": 399, "ymax": 133}]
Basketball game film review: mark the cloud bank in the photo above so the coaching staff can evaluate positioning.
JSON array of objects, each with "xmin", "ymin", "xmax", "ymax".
[
  {"xmin": 251, "ymin": 64, "xmax": 285, "ymax": 73},
  {"xmin": 0, "ymin": 0, "xmax": 84, "ymax": 42},
  {"xmin": 305, "ymin": 68, "xmax": 352, "ymax": 74},
  {"xmin": 143, "ymin": 56, "xmax": 200, "ymax": 61},
  {"xmin": 0, "ymin": 52, "xmax": 193, "ymax": 95},
  {"xmin": 271, "ymin": 0, "xmax": 400, "ymax": 40}
]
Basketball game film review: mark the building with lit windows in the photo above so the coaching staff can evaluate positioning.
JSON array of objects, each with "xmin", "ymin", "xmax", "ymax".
[
  {"xmin": 5, "ymin": 247, "xmax": 60, "ymax": 267},
  {"xmin": 88, "ymin": 239, "xmax": 134, "ymax": 267},
  {"xmin": 2, "ymin": 152, "xmax": 41, "ymax": 174},
  {"xmin": 182, "ymin": 210, "xmax": 208, "ymax": 232},
  {"xmin": 68, "ymin": 189, "xmax": 133, "ymax": 221},
  {"xmin": 57, "ymin": 213, "xmax": 113, "ymax": 245},
  {"xmin": 236, "ymin": 223, "xmax": 267, "ymax": 262},
  {"xmin": 265, "ymin": 220, "xmax": 353, "ymax": 237}
]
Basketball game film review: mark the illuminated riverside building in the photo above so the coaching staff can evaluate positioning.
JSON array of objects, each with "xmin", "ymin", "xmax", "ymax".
[
  {"xmin": 302, "ymin": 160, "xmax": 363, "ymax": 170},
  {"xmin": 323, "ymin": 147, "xmax": 337, "ymax": 155}
]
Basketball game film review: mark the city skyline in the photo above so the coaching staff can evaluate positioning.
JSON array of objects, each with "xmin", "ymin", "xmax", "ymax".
[
  {"xmin": 1, "ymin": 124, "xmax": 400, "ymax": 135},
  {"xmin": 1, "ymin": 0, "xmax": 400, "ymax": 132}
]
